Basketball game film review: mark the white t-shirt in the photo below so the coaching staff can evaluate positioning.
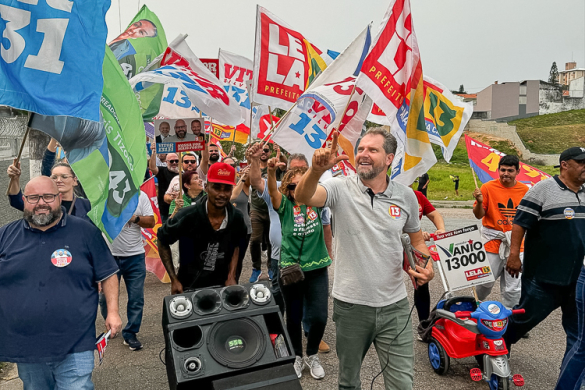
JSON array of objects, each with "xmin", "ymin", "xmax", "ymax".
[{"xmin": 110, "ymin": 191, "xmax": 154, "ymax": 257}]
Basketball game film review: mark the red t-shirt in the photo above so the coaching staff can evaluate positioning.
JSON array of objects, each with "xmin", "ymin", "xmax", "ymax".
[{"xmin": 414, "ymin": 190, "xmax": 435, "ymax": 220}]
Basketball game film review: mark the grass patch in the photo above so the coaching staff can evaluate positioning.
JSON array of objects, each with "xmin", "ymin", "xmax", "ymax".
[
  {"xmin": 420, "ymin": 136, "xmax": 557, "ymax": 201},
  {"xmin": 510, "ymin": 109, "xmax": 585, "ymax": 154}
]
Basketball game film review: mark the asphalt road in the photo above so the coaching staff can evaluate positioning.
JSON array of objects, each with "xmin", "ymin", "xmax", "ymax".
[{"xmin": 0, "ymin": 208, "xmax": 570, "ymax": 390}]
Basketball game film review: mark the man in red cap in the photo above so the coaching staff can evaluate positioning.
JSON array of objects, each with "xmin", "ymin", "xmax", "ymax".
[{"xmin": 157, "ymin": 163, "xmax": 249, "ymax": 293}]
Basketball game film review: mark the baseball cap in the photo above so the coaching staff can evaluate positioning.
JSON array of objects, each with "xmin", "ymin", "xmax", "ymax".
[
  {"xmin": 207, "ymin": 162, "xmax": 236, "ymax": 185},
  {"xmin": 554, "ymin": 147, "xmax": 585, "ymax": 168}
]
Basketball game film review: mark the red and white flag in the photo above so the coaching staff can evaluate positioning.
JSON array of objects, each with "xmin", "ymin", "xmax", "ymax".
[
  {"xmin": 129, "ymin": 39, "xmax": 244, "ymax": 126},
  {"xmin": 252, "ymin": 6, "xmax": 329, "ymax": 111},
  {"xmin": 356, "ymin": 0, "xmax": 436, "ymax": 185}
]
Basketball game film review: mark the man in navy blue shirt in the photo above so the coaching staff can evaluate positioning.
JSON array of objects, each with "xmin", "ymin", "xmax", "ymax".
[{"xmin": 0, "ymin": 176, "xmax": 121, "ymax": 390}]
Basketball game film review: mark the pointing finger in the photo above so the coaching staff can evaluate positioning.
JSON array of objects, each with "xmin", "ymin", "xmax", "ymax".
[{"xmin": 331, "ymin": 131, "xmax": 340, "ymax": 153}]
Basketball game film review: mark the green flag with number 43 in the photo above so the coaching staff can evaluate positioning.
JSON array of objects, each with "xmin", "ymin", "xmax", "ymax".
[{"xmin": 72, "ymin": 47, "xmax": 148, "ymax": 241}]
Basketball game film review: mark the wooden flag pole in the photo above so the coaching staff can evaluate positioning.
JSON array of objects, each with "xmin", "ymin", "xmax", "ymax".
[{"xmin": 6, "ymin": 127, "xmax": 30, "ymax": 196}]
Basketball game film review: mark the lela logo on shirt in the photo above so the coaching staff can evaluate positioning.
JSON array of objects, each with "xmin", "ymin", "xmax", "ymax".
[
  {"xmin": 51, "ymin": 249, "xmax": 72, "ymax": 268},
  {"xmin": 389, "ymin": 205, "xmax": 401, "ymax": 220}
]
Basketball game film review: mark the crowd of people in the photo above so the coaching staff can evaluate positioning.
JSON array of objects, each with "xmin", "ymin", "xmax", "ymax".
[{"xmin": 0, "ymin": 129, "xmax": 584, "ymax": 390}]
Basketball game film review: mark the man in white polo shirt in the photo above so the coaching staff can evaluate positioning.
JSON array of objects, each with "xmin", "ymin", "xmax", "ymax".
[{"xmin": 296, "ymin": 128, "xmax": 434, "ymax": 390}]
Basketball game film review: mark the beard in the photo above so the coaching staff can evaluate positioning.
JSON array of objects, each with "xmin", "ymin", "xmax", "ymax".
[
  {"xmin": 24, "ymin": 204, "xmax": 63, "ymax": 227},
  {"xmin": 209, "ymin": 154, "xmax": 220, "ymax": 162},
  {"xmin": 168, "ymin": 165, "xmax": 179, "ymax": 173},
  {"xmin": 357, "ymin": 161, "xmax": 386, "ymax": 181}
]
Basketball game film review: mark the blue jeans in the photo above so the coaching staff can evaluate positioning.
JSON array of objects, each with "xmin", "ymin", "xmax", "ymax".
[
  {"xmin": 17, "ymin": 350, "xmax": 94, "ymax": 390},
  {"xmin": 281, "ymin": 266, "xmax": 329, "ymax": 357},
  {"xmin": 99, "ymin": 253, "xmax": 146, "ymax": 339},
  {"xmin": 556, "ymin": 266, "xmax": 585, "ymax": 390},
  {"xmin": 505, "ymin": 276, "xmax": 578, "ymax": 358}
]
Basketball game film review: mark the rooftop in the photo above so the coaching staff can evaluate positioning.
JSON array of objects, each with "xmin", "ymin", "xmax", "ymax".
[{"xmin": 559, "ymin": 68, "xmax": 585, "ymax": 73}]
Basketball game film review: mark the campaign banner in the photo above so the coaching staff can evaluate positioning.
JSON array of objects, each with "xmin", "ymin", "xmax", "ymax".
[
  {"xmin": 130, "ymin": 40, "xmax": 244, "ymax": 126},
  {"xmin": 252, "ymin": 6, "xmax": 328, "ymax": 110},
  {"xmin": 140, "ymin": 178, "xmax": 170, "ymax": 283},
  {"xmin": 433, "ymin": 225, "xmax": 495, "ymax": 291},
  {"xmin": 154, "ymin": 118, "xmax": 205, "ymax": 152},
  {"xmin": 272, "ymin": 27, "xmax": 371, "ymax": 162},
  {"xmin": 108, "ymin": 5, "xmax": 167, "ymax": 79},
  {"xmin": 0, "ymin": 0, "xmax": 110, "ymax": 122},
  {"xmin": 201, "ymin": 58, "xmax": 219, "ymax": 77},
  {"xmin": 357, "ymin": 0, "xmax": 436, "ymax": 186},
  {"xmin": 219, "ymin": 49, "xmax": 255, "ymax": 127},
  {"xmin": 465, "ymin": 135, "xmax": 550, "ymax": 187},
  {"xmin": 209, "ymin": 122, "xmax": 250, "ymax": 144}
]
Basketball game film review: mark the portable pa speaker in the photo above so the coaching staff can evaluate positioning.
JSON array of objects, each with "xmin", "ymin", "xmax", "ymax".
[{"xmin": 162, "ymin": 283, "xmax": 296, "ymax": 390}]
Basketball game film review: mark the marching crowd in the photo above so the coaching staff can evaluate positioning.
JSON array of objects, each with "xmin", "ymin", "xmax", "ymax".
[{"xmin": 0, "ymin": 128, "xmax": 584, "ymax": 390}]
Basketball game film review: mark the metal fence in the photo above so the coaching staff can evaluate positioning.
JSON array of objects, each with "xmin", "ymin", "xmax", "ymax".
[{"xmin": 0, "ymin": 115, "xmax": 29, "ymax": 161}]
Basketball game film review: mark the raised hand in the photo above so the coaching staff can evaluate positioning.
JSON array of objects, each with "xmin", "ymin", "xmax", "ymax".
[
  {"xmin": 246, "ymin": 142, "xmax": 264, "ymax": 161},
  {"xmin": 267, "ymin": 157, "xmax": 285, "ymax": 174},
  {"xmin": 7, "ymin": 158, "xmax": 21, "ymax": 179},
  {"xmin": 312, "ymin": 131, "xmax": 349, "ymax": 173},
  {"xmin": 472, "ymin": 188, "xmax": 483, "ymax": 203}
]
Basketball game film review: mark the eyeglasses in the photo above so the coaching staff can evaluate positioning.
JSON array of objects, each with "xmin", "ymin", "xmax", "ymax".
[
  {"xmin": 168, "ymin": 159, "xmax": 179, "ymax": 164},
  {"xmin": 175, "ymin": 126, "xmax": 187, "ymax": 130},
  {"xmin": 287, "ymin": 183, "xmax": 297, "ymax": 190},
  {"xmin": 50, "ymin": 174, "xmax": 73, "ymax": 180},
  {"xmin": 24, "ymin": 193, "xmax": 60, "ymax": 204},
  {"xmin": 183, "ymin": 160, "xmax": 196, "ymax": 165}
]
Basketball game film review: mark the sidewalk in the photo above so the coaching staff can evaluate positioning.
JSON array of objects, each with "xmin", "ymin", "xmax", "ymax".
[{"xmin": 429, "ymin": 200, "xmax": 474, "ymax": 208}]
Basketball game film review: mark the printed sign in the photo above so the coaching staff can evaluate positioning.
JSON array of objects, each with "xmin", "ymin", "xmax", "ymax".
[
  {"xmin": 433, "ymin": 225, "xmax": 495, "ymax": 291},
  {"xmin": 154, "ymin": 118, "xmax": 205, "ymax": 153}
]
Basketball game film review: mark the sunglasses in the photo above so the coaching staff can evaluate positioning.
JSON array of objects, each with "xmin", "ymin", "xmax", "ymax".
[
  {"xmin": 183, "ymin": 160, "xmax": 196, "ymax": 164},
  {"xmin": 262, "ymin": 149, "xmax": 270, "ymax": 153},
  {"xmin": 287, "ymin": 183, "xmax": 297, "ymax": 190},
  {"xmin": 168, "ymin": 159, "xmax": 179, "ymax": 164}
]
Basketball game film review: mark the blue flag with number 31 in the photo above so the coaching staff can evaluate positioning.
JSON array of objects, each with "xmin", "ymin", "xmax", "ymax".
[{"xmin": 0, "ymin": 0, "xmax": 110, "ymax": 122}]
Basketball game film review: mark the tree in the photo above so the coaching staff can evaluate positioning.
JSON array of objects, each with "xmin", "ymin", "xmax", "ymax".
[
  {"xmin": 549, "ymin": 62, "xmax": 559, "ymax": 84},
  {"xmin": 458, "ymin": 84, "xmax": 466, "ymax": 93}
]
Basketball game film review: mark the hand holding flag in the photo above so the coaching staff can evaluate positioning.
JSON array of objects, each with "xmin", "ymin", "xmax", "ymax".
[{"xmin": 312, "ymin": 131, "xmax": 349, "ymax": 174}]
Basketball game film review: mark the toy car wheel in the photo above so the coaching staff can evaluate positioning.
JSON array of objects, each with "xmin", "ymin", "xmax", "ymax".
[
  {"xmin": 428, "ymin": 337, "xmax": 450, "ymax": 375},
  {"xmin": 489, "ymin": 374, "xmax": 509, "ymax": 390}
]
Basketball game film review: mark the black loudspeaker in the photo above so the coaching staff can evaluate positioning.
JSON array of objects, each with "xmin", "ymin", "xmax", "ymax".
[{"xmin": 162, "ymin": 283, "xmax": 297, "ymax": 390}]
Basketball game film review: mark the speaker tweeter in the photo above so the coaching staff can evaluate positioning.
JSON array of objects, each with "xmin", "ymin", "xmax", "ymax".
[
  {"xmin": 221, "ymin": 285, "xmax": 249, "ymax": 311},
  {"xmin": 169, "ymin": 296, "xmax": 193, "ymax": 319},
  {"xmin": 183, "ymin": 357, "xmax": 202, "ymax": 375},
  {"xmin": 249, "ymin": 284, "xmax": 271, "ymax": 305},
  {"xmin": 192, "ymin": 289, "xmax": 222, "ymax": 316}
]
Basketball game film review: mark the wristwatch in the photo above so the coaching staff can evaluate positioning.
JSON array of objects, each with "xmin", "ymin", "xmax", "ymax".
[{"xmin": 134, "ymin": 216, "xmax": 140, "ymax": 224}]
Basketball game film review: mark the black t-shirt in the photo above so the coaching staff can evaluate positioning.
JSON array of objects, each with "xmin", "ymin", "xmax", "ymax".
[
  {"xmin": 158, "ymin": 196, "xmax": 248, "ymax": 289},
  {"xmin": 417, "ymin": 173, "xmax": 429, "ymax": 191},
  {"xmin": 156, "ymin": 167, "xmax": 178, "ymax": 218}
]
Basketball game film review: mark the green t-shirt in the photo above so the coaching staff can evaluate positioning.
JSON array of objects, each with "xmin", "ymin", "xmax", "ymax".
[
  {"xmin": 277, "ymin": 194, "xmax": 331, "ymax": 271},
  {"xmin": 169, "ymin": 191, "xmax": 206, "ymax": 215}
]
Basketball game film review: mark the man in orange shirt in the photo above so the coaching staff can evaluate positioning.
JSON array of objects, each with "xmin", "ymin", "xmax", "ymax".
[{"xmin": 472, "ymin": 155, "xmax": 529, "ymax": 308}]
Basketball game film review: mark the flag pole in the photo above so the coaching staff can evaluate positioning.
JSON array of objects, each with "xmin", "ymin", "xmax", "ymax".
[
  {"xmin": 470, "ymin": 165, "xmax": 480, "ymax": 304},
  {"xmin": 5, "ymin": 127, "xmax": 30, "ymax": 196},
  {"xmin": 260, "ymin": 101, "xmax": 298, "ymax": 144}
]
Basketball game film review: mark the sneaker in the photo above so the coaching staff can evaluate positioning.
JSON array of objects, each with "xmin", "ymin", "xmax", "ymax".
[
  {"xmin": 293, "ymin": 355, "xmax": 304, "ymax": 378},
  {"xmin": 249, "ymin": 269, "xmax": 262, "ymax": 283},
  {"xmin": 123, "ymin": 335, "xmax": 143, "ymax": 351},
  {"xmin": 305, "ymin": 354, "xmax": 325, "ymax": 379},
  {"xmin": 318, "ymin": 340, "xmax": 330, "ymax": 353},
  {"xmin": 268, "ymin": 269, "xmax": 275, "ymax": 280}
]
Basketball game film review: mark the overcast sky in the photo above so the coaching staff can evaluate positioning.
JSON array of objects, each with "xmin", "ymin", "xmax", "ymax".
[{"xmin": 105, "ymin": 0, "xmax": 585, "ymax": 93}]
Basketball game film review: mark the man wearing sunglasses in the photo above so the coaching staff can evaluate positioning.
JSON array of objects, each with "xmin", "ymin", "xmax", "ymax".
[
  {"xmin": 164, "ymin": 152, "xmax": 202, "ymax": 206},
  {"xmin": 0, "ymin": 176, "xmax": 121, "ymax": 388}
]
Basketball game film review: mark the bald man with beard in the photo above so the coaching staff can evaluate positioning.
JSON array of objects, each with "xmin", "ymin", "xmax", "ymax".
[
  {"xmin": 0, "ymin": 176, "xmax": 121, "ymax": 389},
  {"xmin": 167, "ymin": 120, "xmax": 196, "ymax": 142}
]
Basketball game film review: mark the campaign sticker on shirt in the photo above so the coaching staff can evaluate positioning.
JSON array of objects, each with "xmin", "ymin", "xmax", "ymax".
[
  {"xmin": 51, "ymin": 249, "xmax": 72, "ymax": 268},
  {"xmin": 307, "ymin": 208, "xmax": 318, "ymax": 221},
  {"xmin": 564, "ymin": 208, "xmax": 575, "ymax": 220},
  {"xmin": 293, "ymin": 205, "xmax": 301, "ymax": 215},
  {"xmin": 389, "ymin": 205, "xmax": 402, "ymax": 219},
  {"xmin": 294, "ymin": 214, "xmax": 305, "ymax": 225}
]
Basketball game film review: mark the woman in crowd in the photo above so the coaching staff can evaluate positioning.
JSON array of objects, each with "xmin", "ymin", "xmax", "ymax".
[
  {"xmin": 266, "ymin": 157, "xmax": 331, "ymax": 381},
  {"xmin": 7, "ymin": 160, "xmax": 91, "ymax": 218},
  {"xmin": 168, "ymin": 170, "xmax": 205, "ymax": 215}
]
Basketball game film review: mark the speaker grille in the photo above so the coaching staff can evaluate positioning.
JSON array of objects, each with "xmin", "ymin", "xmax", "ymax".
[{"xmin": 208, "ymin": 318, "xmax": 266, "ymax": 369}]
